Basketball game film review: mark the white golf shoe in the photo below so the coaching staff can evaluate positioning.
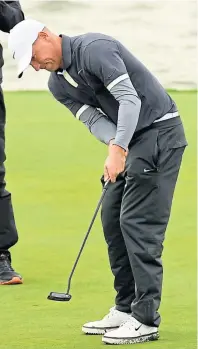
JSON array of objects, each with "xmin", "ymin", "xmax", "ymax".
[
  {"xmin": 102, "ymin": 316, "xmax": 159, "ymax": 345},
  {"xmin": 82, "ymin": 307, "xmax": 131, "ymax": 335}
]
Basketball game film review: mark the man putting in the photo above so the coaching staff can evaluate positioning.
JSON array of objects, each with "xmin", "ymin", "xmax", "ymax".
[{"xmin": 8, "ymin": 19, "xmax": 187, "ymax": 345}]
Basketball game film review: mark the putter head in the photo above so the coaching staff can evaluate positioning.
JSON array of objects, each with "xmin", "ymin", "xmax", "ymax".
[{"xmin": 47, "ymin": 292, "xmax": 72, "ymax": 302}]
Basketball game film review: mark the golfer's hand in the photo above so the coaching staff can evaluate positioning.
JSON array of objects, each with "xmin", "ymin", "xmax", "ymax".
[{"xmin": 104, "ymin": 142, "xmax": 127, "ymax": 183}]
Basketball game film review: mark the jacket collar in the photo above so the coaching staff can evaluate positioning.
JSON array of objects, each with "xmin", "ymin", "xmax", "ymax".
[{"xmin": 60, "ymin": 34, "xmax": 72, "ymax": 70}]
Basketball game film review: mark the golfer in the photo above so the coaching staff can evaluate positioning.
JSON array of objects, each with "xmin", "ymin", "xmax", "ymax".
[
  {"xmin": 0, "ymin": 1, "xmax": 24, "ymax": 285},
  {"xmin": 8, "ymin": 19, "xmax": 187, "ymax": 345}
]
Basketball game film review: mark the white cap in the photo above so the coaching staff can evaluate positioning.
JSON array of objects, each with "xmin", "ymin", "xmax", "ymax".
[{"xmin": 8, "ymin": 19, "xmax": 45, "ymax": 78}]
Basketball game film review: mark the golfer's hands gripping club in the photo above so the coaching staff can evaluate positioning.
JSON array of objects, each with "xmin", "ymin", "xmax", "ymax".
[{"xmin": 104, "ymin": 139, "xmax": 128, "ymax": 183}]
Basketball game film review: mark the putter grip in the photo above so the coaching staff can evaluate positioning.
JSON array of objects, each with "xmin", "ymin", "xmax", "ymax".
[{"xmin": 104, "ymin": 179, "xmax": 110, "ymax": 189}]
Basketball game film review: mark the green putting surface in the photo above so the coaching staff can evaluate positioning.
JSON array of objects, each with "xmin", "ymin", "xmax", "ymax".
[{"xmin": 0, "ymin": 90, "xmax": 196, "ymax": 349}]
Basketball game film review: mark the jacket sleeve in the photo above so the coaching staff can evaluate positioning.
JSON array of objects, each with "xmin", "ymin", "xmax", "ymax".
[
  {"xmin": 0, "ymin": 1, "xmax": 24, "ymax": 33},
  {"xmin": 84, "ymin": 39, "xmax": 141, "ymax": 150}
]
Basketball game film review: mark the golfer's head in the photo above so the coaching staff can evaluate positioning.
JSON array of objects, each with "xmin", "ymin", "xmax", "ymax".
[{"xmin": 8, "ymin": 19, "xmax": 62, "ymax": 78}]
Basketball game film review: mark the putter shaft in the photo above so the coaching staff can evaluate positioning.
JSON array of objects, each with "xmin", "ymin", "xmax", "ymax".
[{"xmin": 66, "ymin": 180, "xmax": 110, "ymax": 294}]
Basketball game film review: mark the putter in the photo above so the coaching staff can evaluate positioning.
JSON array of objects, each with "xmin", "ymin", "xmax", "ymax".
[{"xmin": 47, "ymin": 179, "xmax": 110, "ymax": 302}]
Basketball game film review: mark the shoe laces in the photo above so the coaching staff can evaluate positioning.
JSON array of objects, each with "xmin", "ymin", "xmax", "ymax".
[
  {"xmin": 120, "ymin": 317, "xmax": 139, "ymax": 329},
  {"xmin": 0, "ymin": 254, "xmax": 14, "ymax": 273},
  {"xmin": 102, "ymin": 307, "xmax": 118, "ymax": 321}
]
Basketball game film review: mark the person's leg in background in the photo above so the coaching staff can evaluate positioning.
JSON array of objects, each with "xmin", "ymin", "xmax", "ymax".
[
  {"xmin": 103, "ymin": 121, "xmax": 187, "ymax": 344},
  {"xmin": 82, "ymin": 175, "xmax": 135, "ymax": 334},
  {"xmin": 0, "ymin": 86, "xmax": 23, "ymax": 285}
]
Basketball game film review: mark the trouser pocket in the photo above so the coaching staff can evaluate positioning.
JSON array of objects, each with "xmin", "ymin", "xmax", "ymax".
[
  {"xmin": 126, "ymin": 128, "xmax": 160, "ymax": 177},
  {"xmin": 157, "ymin": 122, "xmax": 188, "ymax": 170}
]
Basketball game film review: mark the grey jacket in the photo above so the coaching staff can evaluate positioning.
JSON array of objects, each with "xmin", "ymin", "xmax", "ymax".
[
  {"xmin": 0, "ymin": 0, "xmax": 24, "ymax": 84},
  {"xmin": 49, "ymin": 33, "xmax": 178, "ymax": 149}
]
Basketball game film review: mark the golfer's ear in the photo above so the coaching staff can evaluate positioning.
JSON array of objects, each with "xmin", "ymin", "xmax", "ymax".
[{"xmin": 38, "ymin": 31, "xmax": 48, "ymax": 40}]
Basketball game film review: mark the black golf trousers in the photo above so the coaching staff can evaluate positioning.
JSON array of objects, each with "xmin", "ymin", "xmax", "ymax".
[
  {"xmin": 101, "ymin": 117, "xmax": 187, "ymax": 327},
  {"xmin": 0, "ymin": 86, "xmax": 18, "ymax": 251}
]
